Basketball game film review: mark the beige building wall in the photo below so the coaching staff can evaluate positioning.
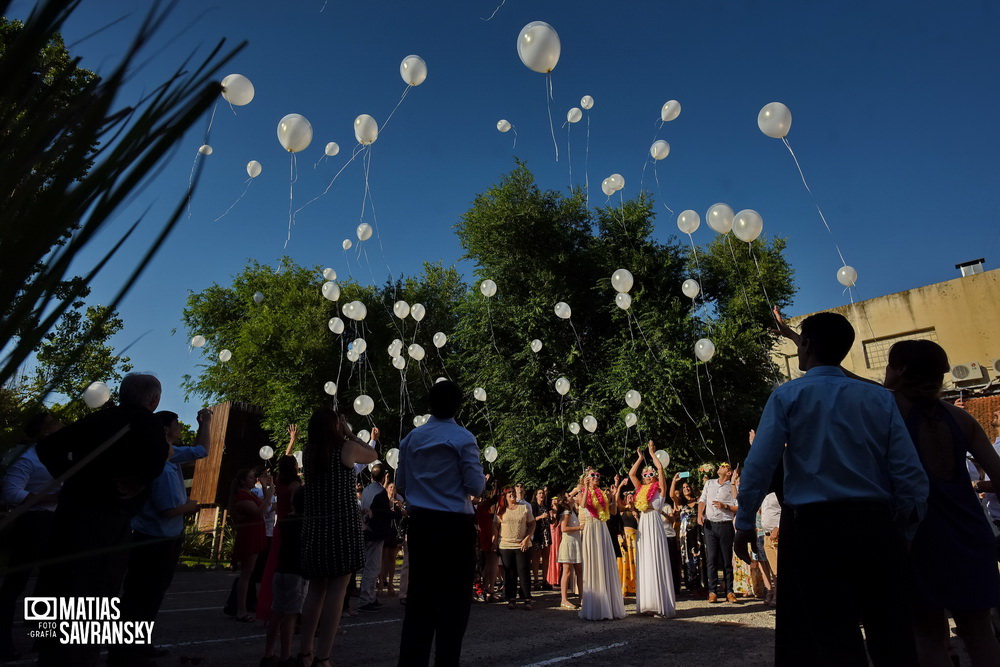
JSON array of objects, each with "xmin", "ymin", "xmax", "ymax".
[{"xmin": 773, "ymin": 267, "xmax": 1000, "ymax": 392}]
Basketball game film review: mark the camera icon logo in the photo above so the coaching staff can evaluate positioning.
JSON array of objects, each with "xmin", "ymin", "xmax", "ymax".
[{"xmin": 24, "ymin": 597, "xmax": 57, "ymax": 621}]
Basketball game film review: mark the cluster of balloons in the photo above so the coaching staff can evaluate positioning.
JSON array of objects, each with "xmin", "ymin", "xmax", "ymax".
[
  {"xmin": 611, "ymin": 268, "xmax": 634, "ymax": 310},
  {"xmin": 678, "ymin": 203, "xmax": 765, "ymax": 243},
  {"xmin": 342, "ymin": 301, "xmax": 367, "ymax": 321},
  {"xmin": 393, "ymin": 300, "xmax": 426, "ymax": 322},
  {"xmin": 601, "ymin": 173, "xmax": 625, "ymax": 197}
]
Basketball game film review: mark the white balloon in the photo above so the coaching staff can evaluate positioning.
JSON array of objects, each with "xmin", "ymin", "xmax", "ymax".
[
  {"xmin": 677, "ymin": 209, "xmax": 700, "ymax": 235},
  {"xmin": 352, "ymin": 338, "xmax": 367, "ymax": 355},
  {"xmin": 407, "ymin": 344, "xmax": 426, "ymax": 361},
  {"xmin": 323, "ymin": 267, "xmax": 337, "ymax": 281},
  {"xmin": 837, "ymin": 265, "xmax": 858, "ymax": 287},
  {"xmin": 259, "ymin": 445, "xmax": 274, "ymax": 460},
  {"xmin": 567, "ymin": 107, "xmax": 582, "ymax": 124},
  {"xmin": 277, "ymin": 113, "xmax": 313, "ymax": 153},
  {"xmin": 198, "ymin": 144, "xmax": 213, "ymax": 156},
  {"xmin": 253, "ymin": 291, "xmax": 264, "ymax": 304},
  {"xmin": 580, "ymin": 95, "xmax": 594, "ymax": 110},
  {"xmin": 221, "ymin": 74, "xmax": 254, "ymax": 106},
  {"xmin": 321, "ymin": 281, "xmax": 340, "ymax": 302},
  {"xmin": 695, "ymin": 338, "xmax": 716, "ymax": 362},
  {"xmin": 325, "ymin": 142, "xmax": 340, "ymax": 157},
  {"xmin": 497, "ymin": 119, "xmax": 512, "ymax": 133},
  {"xmin": 650, "ymin": 140, "xmax": 670, "ymax": 160},
  {"xmin": 732, "ymin": 209, "xmax": 764, "ymax": 243},
  {"xmin": 346, "ymin": 348, "xmax": 360, "ymax": 363},
  {"xmin": 554, "ymin": 377, "xmax": 570, "ymax": 396},
  {"xmin": 342, "ymin": 239, "xmax": 353, "ymax": 250},
  {"xmin": 660, "ymin": 99, "xmax": 681, "ymax": 122},
  {"xmin": 655, "ymin": 450, "xmax": 670, "ymax": 468},
  {"xmin": 219, "ymin": 349, "xmax": 232, "ymax": 363},
  {"xmin": 400, "ymin": 54, "xmax": 427, "ymax": 86},
  {"xmin": 324, "ymin": 381, "xmax": 337, "ymax": 396},
  {"xmin": 609, "ymin": 173, "xmax": 625, "ymax": 191},
  {"xmin": 554, "ymin": 302, "xmax": 571, "ymax": 319},
  {"xmin": 483, "ymin": 445, "xmax": 498, "ymax": 463},
  {"xmin": 357, "ymin": 429, "xmax": 371, "ymax": 443},
  {"xmin": 343, "ymin": 300, "xmax": 367, "ymax": 321},
  {"xmin": 433, "ymin": 332, "xmax": 448, "ymax": 349},
  {"xmin": 82, "ymin": 381, "xmax": 111, "ymax": 408},
  {"xmin": 582, "ymin": 415, "xmax": 598, "ymax": 433},
  {"xmin": 190, "ymin": 335, "xmax": 206, "ymax": 348},
  {"xmin": 246, "ymin": 160, "xmax": 262, "ymax": 178},
  {"xmin": 328, "ymin": 317, "xmax": 344, "ymax": 334},
  {"xmin": 681, "ymin": 279, "xmax": 700, "ymax": 299},
  {"xmin": 530, "ymin": 339, "xmax": 542, "ymax": 353},
  {"xmin": 615, "ymin": 293, "xmax": 631, "ymax": 310},
  {"xmin": 480, "ymin": 279, "xmax": 497, "ymax": 298},
  {"xmin": 354, "ymin": 114, "xmax": 379, "ymax": 145},
  {"xmin": 385, "ymin": 447, "xmax": 400, "ymax": 470},
  {"xmin": 624, "ymin": 412, "xmax": 637, "ymax": 428},
  {"xmin": 569, "ymin": 422, "xmax": 580, "ymax": 435},
  {"xmin": 413, "ymin": 415, "xmax": 424, "ymax": 428},
  {"xmin": 392, "ymin": 356, "xmax": 406, "ymax": 370},
  {"xmin": 388, "ymin": 339, "xmax": 404, "ymax": 357},
  {"xmin": 625, "ymin": 390, "xmax": 642, "ymax": 409},
  {"xmin": 353, "ymin": 394, "xmax": 375, "ymax": 416},
  {"xmin": 758, "ymin": 102, "xmax": 792, "ymax": 139},
  {"xmin": 356, "ymin": 222, "xmax": 373, "ymax": 241},
  {"xmin": 517, "ymin": 21, "xmax": 561, "ymax": 73},
  {"xmin": 393, "ymin": 301, "xmax": 410, "ymax": 319},
  {"xmin": 474, "ymin": 387, "xmax": 487, "ymax": 402},
  {"xmin": 293, "ymin": 451, "xmax": 303, "ymax": 467},
  {"xmin": 436, "ymin": 377, "xmax": 448, "ymax": 384},
  {"xmin": 410, "ymin": 303, "xmax": 426, "ymax": 322},
  {"xmin": 601, "ymin": 178, "xmax": 615, "ymax": 197},
  {"xmin": 706, "ymin": 203, "xmax": 735, "ymax": 235},
  {"xmin": 611, "ymin": 269, "xmax": 634, "ymax": 293}
]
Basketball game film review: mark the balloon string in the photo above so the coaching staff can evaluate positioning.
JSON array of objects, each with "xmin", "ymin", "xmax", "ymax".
[
  {"xmin": 205, "ymin": 100, "xmax": 219, "ymax": 136},
  {"xmin": 702, "ymin": 361, "xmax": 732, "ymax": 463},
  {"xmin": 686, "ymin": 233, "xmax": 712, "ymax": 337},
  {"xmin": 380, "ymin": 84, "xmax": 411, "ymax": 137},
  {"xmin": 781, "ymin": 137, "xmax": 847, "ymax": 267},
  {"xmin": 486, "ymin": 299, "xmax": 502, "ymax": 357},
  {"xmin": 545, "ymin": 74, "xmax": 558, "ymax": 162},
  {"xmin": 725, "ymin": 235, "xmax": 776, "ymax": 372},
  {"xmin": 575, "ymin": 434, "xmax": 584, "ymax": 474},
  {"xmin": 845, "ymin": 285, "xmax": 878, "ymax": 343},
  {"xmin": 284, "ymin": 153, "xmax": 298, "ymax": 248},
  {"xmin": 592, "ymin": 433, "xmax": 616, "ymax": 469},
  {"xmin": 213, "ymin": 178, "xmax": 253, "ymax": 222},
  {"xmin": 435, "ymin": 346, "xmax": 453, "ymax": 381},
  {"xmin": 481, "ymin": 0, "xmax": 506, "ymax": 20},
  {"xmin": 584, "ymin": 113, "xmax": 591, "ymax": 210},
  {"xmin": 334, "ymin": 333, "xmax": 344, "ymax": 412},
  {"xmin": 566, "ymin": 123, "xmax": 573, "ymax": 187},
  {"xmin": 748, "ymin": 244, "xmax": 785, "ymax": 386},
  {"xmin": 186, "ymin": 152, "xmax": 200, "ymax": 219},
  {"xmin": 568, "ymin": 318, "xmax": 590, "ymax": 376},
  {"xmin": 295, "ymin": 143, "xmax": 364, "ymax": 216}
]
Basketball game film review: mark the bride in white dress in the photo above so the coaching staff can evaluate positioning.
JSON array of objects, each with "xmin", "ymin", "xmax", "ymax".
[
  {"xmin": 577, "ymin": 468, "xmax": 626, "ymax": 621},
  {"xmin": 629, "ymin": 440, "xmax": 676, "ymax": 617}
]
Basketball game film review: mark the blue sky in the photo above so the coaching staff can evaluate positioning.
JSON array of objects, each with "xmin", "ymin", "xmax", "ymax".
[{"xmin": 9, "ymin": 0, "xmax": 1000, "ymax": 425}]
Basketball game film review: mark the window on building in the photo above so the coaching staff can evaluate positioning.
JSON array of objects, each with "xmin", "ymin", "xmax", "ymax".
[{"xmin": 862, "ymin": 328, "xmax": 938, "ymax": 369}]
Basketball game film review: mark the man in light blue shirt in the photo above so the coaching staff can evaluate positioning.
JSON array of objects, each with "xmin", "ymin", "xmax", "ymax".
[
  {"xmin": 397, "ymin": 380, "xmax": 484, "ymax": 667},
  {"xmin": 735, "ymin": 312, "xmax": 928, "ymax": 667}
]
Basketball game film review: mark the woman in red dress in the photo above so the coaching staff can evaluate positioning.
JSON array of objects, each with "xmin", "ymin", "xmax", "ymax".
[{"xmin": 230, "ymin": 468, "xmax": 273, "ymax": 621}]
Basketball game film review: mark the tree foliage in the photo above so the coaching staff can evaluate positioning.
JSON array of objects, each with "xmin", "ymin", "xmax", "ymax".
[{"xmin": 182, "ymin": 164, "xmax": 795, "ymax": 490}]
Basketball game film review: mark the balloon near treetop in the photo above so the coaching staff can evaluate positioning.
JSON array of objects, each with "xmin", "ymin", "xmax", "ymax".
[
  {"xmin": 277, "ymin": 114, "xmax": 313, "ymax": 153},
  {"xmin": 611, "ymin": 269, "xmax": 634, "ymax": 293},
  {"xmin": 677, "ymin": 210, "xmax": 700, "ymax": 235},
  {"xmin": 480, "ymin": 279, "xmax": 497, "ymax": 297},
  {"xmin": 517, "ymin": 21, "xmax": 561, "ymax": 73},
  {"xmin": 83, "ymin": 381, "xmax": 111, "ymax": 408},
  {"xmin": 732, "ymin": 209, "xmax": 764, "ymax": 243},
  {"xmin": 706, "ymin": 203, "xmax": 735, "ymax": 235}
]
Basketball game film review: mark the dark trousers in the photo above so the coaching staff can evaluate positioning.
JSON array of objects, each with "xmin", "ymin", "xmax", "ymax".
[
  {"xmin": 0, "ymin": 511, "xmax": 53, "ymax": 652},
  {"xmin": 108, "ymin": 532, "xmax": 183, "ymax": 661},
  {"xmin": 398, "ymin": 510, "xmax": 475, "ymax": 667},
  {"xmin": 776, "ymin": 501, "xmax": 918, "ymax": 667},
  {"xmin": 497, "ymin": 548, "xmax": 531, "ymax": 601},
  {"xmin": 666, "ymin": 535, "xmax": 682, "ymax": 595},
  {"xmin": 703, "ymin": 520, "xmax": 734, "ymax": 594}
]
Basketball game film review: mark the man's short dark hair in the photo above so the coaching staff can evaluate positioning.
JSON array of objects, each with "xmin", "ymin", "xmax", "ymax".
[
  {"xmin": 428, "ymin": 381, "xmax": 463, "ymax": 419},
  {"xmin": 155, "ymin": 411, "xmax": 179, "ymax": 428},
  {"xmin": 119, "ymin": 373, "xmax": 161, "ymax": 408},
  {"xmin": 800, "ymin": 312, "xmax": 855, "ymax": 365},
  {"xmin": 371, "ymin": 463, "xmax": 386, "ymax": 483}
]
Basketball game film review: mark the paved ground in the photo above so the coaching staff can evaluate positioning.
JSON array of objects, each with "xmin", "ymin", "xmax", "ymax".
[{"xmin": 6, "ymin": 569, "xmax": 779, "ymax": 666}]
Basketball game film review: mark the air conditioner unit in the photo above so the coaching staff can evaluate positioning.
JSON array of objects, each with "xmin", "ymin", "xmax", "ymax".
[{"xmin": 950, "ymin": 362, "xmax": 988, "ymax": 387}]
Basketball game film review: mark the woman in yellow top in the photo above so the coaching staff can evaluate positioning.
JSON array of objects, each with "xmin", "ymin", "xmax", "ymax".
[{"xmin": 494, "ymin": 486, "xmax": 535, "ymax": 609}]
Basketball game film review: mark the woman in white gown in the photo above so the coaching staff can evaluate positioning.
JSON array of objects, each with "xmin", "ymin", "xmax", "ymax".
[
  {"xmin": 629, "ymin": 440, "xmax": 676, "ymax": 617},
  {"xmin": 577, "ymin": 468, "xmax": 626, "ymax": 621}
]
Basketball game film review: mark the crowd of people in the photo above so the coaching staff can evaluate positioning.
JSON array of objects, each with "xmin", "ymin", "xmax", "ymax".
[{"xmin": 3, "ymin": 311, "xmax": 1000, "ymax": 667}]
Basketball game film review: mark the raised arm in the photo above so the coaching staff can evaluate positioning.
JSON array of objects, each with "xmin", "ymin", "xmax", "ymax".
[
  {"xmin": 628, "ymin": 448, "xmax": 644, "ymax": 491},
  {"xmin": 284, "ymin": 424, "xmax": 298, "ymax": 457},
  {"xmin": 648, "ymin": 440, "xmax": 666, "ymax": 490}
]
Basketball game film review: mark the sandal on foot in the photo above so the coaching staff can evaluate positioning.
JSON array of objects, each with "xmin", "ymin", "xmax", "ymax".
[{"xmin": 235, "ymin": 614, "xmax": 255, "ymax": 623}]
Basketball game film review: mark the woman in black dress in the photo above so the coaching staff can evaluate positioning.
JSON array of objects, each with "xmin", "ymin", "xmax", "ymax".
[{"xmin": 297, "ymin": 409, "xmax": 377, "ymax": 667}]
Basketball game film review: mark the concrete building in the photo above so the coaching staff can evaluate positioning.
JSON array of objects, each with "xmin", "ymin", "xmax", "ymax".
[{"xmin": 773, "ymin": 261, "xmax": 1000, "ymax": 430}]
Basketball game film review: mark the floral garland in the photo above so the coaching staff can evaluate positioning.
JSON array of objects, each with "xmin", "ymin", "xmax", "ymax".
[
  {"xmin": 633, "ymin": 480, "xmax": 660, "ymax": 512},
  {"xmin": 584, "ymin": 487, "xmax": 610, "ymax": 522}
]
